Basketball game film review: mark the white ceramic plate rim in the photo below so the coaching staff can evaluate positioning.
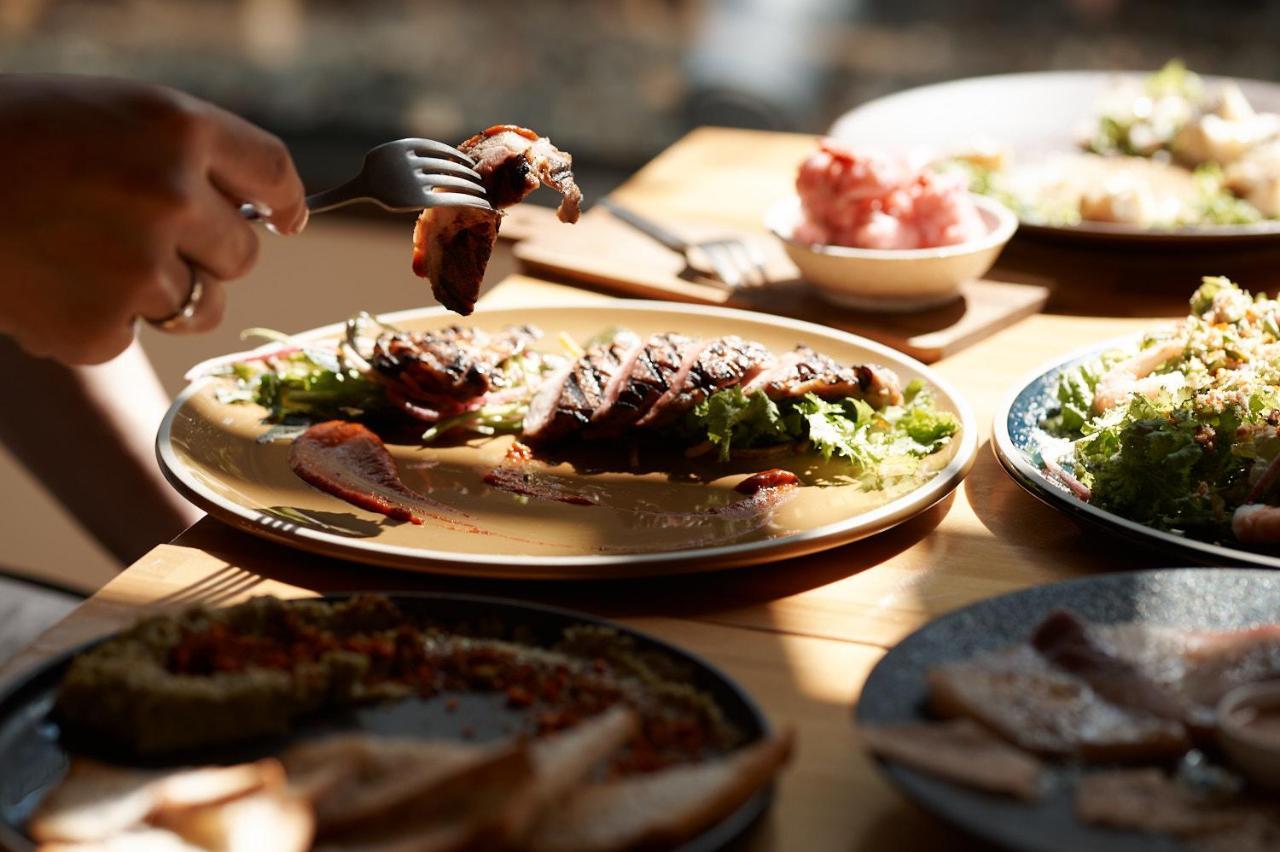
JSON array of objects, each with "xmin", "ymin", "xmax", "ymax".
[
  {"xmin": 991, "ymin": 330, "xmax": 1280, "ymax": 569},
  {"xmin": 157, "ymin": 299, "xmax": 978, "ymax": 576},
  {"xmin": 764, "ymin": 194, "xmax": 1018, "ymax": 260},
  {"xmin": 831, "ymin": 70, "xmax": 1280, "ymax": 241}
]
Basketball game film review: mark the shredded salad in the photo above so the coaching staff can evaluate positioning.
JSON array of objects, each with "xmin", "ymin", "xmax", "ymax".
[
  {"xmin": 950, "ymin": 61, "xmax": 1275, "ymax": 229},
  {"xmin": 203, "ymin": 315, "xmax": 960, "ymax": 486},
  {"xmin": 1040, "ymin": 276, "xmax": 1280, "ymax": 541}
]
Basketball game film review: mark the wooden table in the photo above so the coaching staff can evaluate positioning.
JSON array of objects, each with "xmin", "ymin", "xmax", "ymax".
[{"xmin": 4, "ymin": 128, "xmax": 1226, "ymax": 851}]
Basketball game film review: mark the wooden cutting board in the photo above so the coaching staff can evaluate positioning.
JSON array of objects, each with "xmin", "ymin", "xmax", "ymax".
[{"xmin": 514, "ymin": 206, "xmax": 1048, "ymax": 363}]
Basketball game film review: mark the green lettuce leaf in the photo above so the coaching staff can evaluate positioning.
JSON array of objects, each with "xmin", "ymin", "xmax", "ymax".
[
  {"xmin": 689, "ymin": 387, "xmax": 793, "ymax": 461},
  {"xmin": 1073, "ymin": 395, "xmax": 1248, "ymax": 536},
  {"xmin": 242, "ymin": 352, "xmax": 385, "ymax": 420},
  {"xmin": 686, "ymin": 385, "xmax": 958, "ymax": 474}
]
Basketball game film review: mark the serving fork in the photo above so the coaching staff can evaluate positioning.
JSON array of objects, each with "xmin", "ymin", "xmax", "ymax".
[
  {"xmin": 600, "ymin": 198, "xmax": 768, "ymax": 289},
  {"xmin": 241, "ymin": 137, "xmax": 491, "ymax": 220}
]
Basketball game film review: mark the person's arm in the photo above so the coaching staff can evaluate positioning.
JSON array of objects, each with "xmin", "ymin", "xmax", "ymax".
[
  {"xmin": 0, "ymin": 335, "xmax": 201, "ymax": 565},
  {"xmin": 0, "ymin": 74, "xmax": 307, "ymax": 364}
]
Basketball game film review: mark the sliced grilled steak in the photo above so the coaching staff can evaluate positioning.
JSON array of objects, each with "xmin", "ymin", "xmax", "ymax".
[
  {"xmin": 584, "ymin": 334, "xmax": 648, "ymax": 433},
  {"xmin": 587, "ymin": 333, "xmax": 693, "ymax": 437},
  {"xmin": 522, "ymin": 332, "xmax": 639, "ymax": 444},
  {"xmin": 743, "ymin": 345, "xmax": 903, "ymax": 408},
  {"xmin": 636, "ymin": 336, "xmax": 774, "ymax": 429},
  {"xmin": 371, "ymin": 325, "xmax": 540, "ymax": 400},
  {"xmin": 631, "ymin": 338, "xmax": 712, "ymax": 429}
]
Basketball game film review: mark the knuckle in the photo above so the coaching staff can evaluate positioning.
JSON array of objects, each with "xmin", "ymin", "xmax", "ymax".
[
  {"xmin": 130, "ymin": 85, "xmax": 208, "ymax": 141},
  {"xmin": 259, "ymin": 135, "xmax": 295, "ymax": 187},
  {"xmin": 144, "ymin": 179, "xmax": 194, "ymax": 218}
]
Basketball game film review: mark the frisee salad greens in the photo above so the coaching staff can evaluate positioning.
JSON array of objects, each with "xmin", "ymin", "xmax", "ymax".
[
  {"xmin": 1040, "ymin": 276, "xmax": 1280, "ymax": 540},
  {"xmin": 684, "ymin": 381, "xmax": 957, "ymax": 475},
  {"xmin": 212, "ymin": 317, "xmax": 959, "ymax": 485}
]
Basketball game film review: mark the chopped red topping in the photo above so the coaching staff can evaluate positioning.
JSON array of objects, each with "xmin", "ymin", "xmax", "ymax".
[{"xmin": 166, "ymin": 597, "xmax": 723, "ymax": 773}]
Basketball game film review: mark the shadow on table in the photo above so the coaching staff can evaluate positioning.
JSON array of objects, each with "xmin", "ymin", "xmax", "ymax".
[
  {"xmin": 852, "ymin": 803, "xmax": 987, "ymax": 852},
  {"xmin": 993, "ymin": 235, "xmax": 1280, "ymax": 319},
  {"xmin": 177, "ymin": 488, "xmax": 955, "ymax": 621},
  {"xmin": 260, "ymin": 506, "xmax": 386, "ymax": 539},
  {"xmin": 963, "ymin": 440, "xmax": 1165, "ymax": 574}
]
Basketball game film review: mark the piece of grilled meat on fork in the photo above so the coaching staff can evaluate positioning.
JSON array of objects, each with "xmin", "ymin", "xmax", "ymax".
[{"xmin": 412, "ymin": 125, "xmax": 581, "ymax": 316}]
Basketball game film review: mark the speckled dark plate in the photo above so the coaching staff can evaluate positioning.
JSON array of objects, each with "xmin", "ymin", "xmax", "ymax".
[
  {"xmin": 857, "ymin": 568, "xmax": 1280, "ymax": 852},
  {"xmin": 992, "ymin": 333, "xmax": 1280, "ymax": 569},
  {"xmin": 0, "ymin": 594, "xmax": 770, "ymax": 852}
]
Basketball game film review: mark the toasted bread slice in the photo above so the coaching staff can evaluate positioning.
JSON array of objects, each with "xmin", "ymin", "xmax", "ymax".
[
  {"xmin": 499, "ymin": 707, "xmax": 639, "ymax": 840},
  {"xmin": 927, "ymin": 648, "xmax": 1189, "ymax": 762},
  {"xmin": 314, "ymin": 741, "xmax": 535, "ymax": 852},
  {"xmin": 151, "ymin": 787, "xmax": 313, "ymax": 852},
  {"xmin": 528, "ymin": 731, "xmax": 793, "ymax": 852},
  {"xmin": 29, "ymin": 761, "xmax": 159, "ymax": 844},
  {"xmin": 153, "ymin": 761, "xmax": 285, "ymax": 813},
  {"xmin": 282, "ymin": 734, "xmax": 526, "ymax": 836},
  {"xmin": 29, "ymin": 759, "xmax": 281, "ymax": 844},
  {"xmin": 860, "ymin": 718, "xmax": 1044, "ymax": 801}
]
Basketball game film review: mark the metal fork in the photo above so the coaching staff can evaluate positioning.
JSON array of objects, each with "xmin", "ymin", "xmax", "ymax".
[
  {"xmin": 600, "ymin": 198, "xmax": 767, "ymax": 288},
  {"xmin": 241, "ymin": 137, "xmax": 491, "ymax": 220}
]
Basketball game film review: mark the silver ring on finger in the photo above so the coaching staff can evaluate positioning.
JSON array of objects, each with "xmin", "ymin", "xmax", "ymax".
[{"xmin": 149, "ymin": 266, "xmax": 204, "ymax": 331}]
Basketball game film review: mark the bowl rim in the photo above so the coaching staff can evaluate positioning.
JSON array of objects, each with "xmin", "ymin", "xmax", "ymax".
[
  {"xmin": 765, "ymin": 192, "xmax": 1019, "ymax": 260},
  {"xmin": 1218, "ymin": 680, "xmax": 1280, "ymax": 749}
]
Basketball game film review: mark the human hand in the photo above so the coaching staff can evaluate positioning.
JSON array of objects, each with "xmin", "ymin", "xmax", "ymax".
[{"xmin": 0, "ymin": 75, "xmax": 307, "ymax": 364}]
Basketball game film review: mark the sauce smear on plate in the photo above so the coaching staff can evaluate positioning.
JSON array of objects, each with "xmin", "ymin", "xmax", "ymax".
[{"xmin": 289, "ymin": 421, "xmax": 463, "ymax": 525}]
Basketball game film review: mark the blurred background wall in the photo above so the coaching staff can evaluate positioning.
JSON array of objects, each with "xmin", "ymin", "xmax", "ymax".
[
  {"xmin": 6, "ymin": 0, "xmax": 1280, "ymax": 201},
  {"xmin": 2, "ymin": 0, "xmax": 1279, "ymax": 591}
]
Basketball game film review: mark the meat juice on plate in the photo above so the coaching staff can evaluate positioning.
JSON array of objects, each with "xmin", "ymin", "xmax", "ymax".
[{"xmin": 178, "ymin": 386, "xmax": 956, "ymax": 557}]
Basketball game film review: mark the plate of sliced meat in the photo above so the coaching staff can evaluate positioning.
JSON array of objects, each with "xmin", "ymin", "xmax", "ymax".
[
  {"xmin": 858, "ymin": 568, "xmax": 1280, "ymax": 852},
  {"xmin": 158, "ymin": 301, "xmax": 975, "ymax": 577}
]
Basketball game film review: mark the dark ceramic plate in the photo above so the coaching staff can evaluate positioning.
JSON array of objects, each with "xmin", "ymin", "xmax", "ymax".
[
  {"xmin": 857, "ymin": 568, "xmax": 1280, "ymax": 852},
  {"xmin": 829, "ymin": 71, "xmax": 1280, "ymax": 245},
  {"xmin": 992, "ymin": 333, "xmax": 1280, "ymax": 569},
  {"xmin": 0, "ymin": 593, "xmax": 771, "ymax": 852}
]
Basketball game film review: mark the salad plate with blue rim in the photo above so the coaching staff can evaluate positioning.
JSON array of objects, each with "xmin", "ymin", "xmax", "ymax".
[{"xmin": 993, "ymin": 277, "xmax": 1280, "ymax": 569}]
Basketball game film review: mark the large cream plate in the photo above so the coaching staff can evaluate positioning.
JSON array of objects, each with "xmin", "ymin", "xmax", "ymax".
[
  {"xmin": 830, "ymin": 71, "xmax": 1280, "ymax": 244},
  {"xmin": 157, "ymin": 301, "xmax": 977, "ymax": 578}
]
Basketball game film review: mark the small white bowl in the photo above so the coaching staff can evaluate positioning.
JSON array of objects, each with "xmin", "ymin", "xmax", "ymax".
[
  {"xmin": 765, "ymin": 193, "xmax": 1018, "ymax": 313},
  {"xmin": 1218, "ymin": 681, "xmax": 1280, "ymax": 791}
]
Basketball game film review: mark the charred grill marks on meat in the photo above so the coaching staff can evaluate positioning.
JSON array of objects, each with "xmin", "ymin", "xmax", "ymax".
[
  {"xmin": 638, "ymin": 336, "xmax": 774, "ymax": 429},
  {"xmin": 356, "ymin": 320, "xmax": 905, "ymax": 447},
  {"xmin": 745, "ymin": 345, "xmax": 900, "ymax": 408},
  {"xmin": 523, "ymin": 332, "xmax": 640, "ymax": 443},
  {"xmin": 369, "ymin": 324, "xmax": 541, "ymax": 401},
  {"xmin": 525, "ymin": 331, "xmax": 903, "ymax": 445},
  {"xmin": 587, "ymin": 333, "xmax": 689, "ymax": 437},
  {"xmin": 412, "ymin": 125, "xmax": 581, "ymax": 316}
]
